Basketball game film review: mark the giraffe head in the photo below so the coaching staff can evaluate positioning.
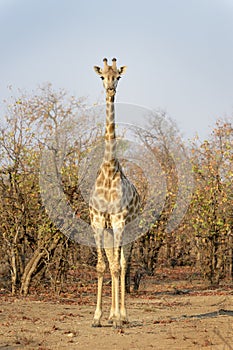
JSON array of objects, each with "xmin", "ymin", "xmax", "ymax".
[{"xmin": 94, "ymin": 58, "xmax": 127, "ymax": 97}]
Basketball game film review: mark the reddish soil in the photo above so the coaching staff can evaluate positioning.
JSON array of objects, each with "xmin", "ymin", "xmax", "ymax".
[{"xmin": 0, "ymin": 268, "xmax": 233, "ymax": 350}]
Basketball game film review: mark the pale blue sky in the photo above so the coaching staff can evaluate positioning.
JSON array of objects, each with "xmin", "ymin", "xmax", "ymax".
[{"xmin": 0, "ymin": 0, "xmax": 233, "ymax": 139}]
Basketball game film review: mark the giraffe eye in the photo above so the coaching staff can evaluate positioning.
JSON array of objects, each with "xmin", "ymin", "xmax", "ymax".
[
  {"xmin": 117, "ymin": 76, "xmax": 121, "ymax": 80},
  {"xmin": 100, "ymin": 76, "xmax": 104, "ymax": 80}
]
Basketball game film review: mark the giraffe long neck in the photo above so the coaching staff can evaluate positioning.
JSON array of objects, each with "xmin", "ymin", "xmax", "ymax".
[{"xmin": 104, "ymin": 95, "xmax": 116, "ymax": 162}]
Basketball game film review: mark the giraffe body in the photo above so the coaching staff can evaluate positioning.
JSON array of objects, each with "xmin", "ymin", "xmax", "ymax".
[{"xmin": 89, "ymin": 58, "xmax": 140, "ymax": 327}]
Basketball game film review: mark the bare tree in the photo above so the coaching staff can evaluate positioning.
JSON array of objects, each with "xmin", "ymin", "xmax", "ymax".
[
  {"xmin": 0, "ymin": 84, "xmax": 101, "ymax": 295},
  {"xmin": 132, "ymin": 110, "xmax": 190, "ymax": 276}
]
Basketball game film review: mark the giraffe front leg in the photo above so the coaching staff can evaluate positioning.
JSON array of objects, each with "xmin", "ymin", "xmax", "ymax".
[
  {"xmin": 106, "ymin": 245, "xmax": 121, "ymax": 328},
  {"xmin": 111, "ymin": 243, "xmax": 123, "ymax": 328},
  {"xmin": 109, "ymin": 223, "xmax": 125, "ymax": 328},
  {"xmin": 104, "ymin": 245, "xmax": 115, "ymax": 324},
  {"xmin": 108, "ymin": 274, "xmax": 115, "ymax": 324},
  {"xmin": 120, "ymin": 245, "xmax": 131, "ymax": 324},
  {"xmin": 92, "ymin": 247, "xmax": 106, "ymax": 327}
]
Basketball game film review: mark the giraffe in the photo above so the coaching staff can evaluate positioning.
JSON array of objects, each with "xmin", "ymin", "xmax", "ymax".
[{"xmin": 89, "ymin": 58, "xmax": 140, "ymax": 328}]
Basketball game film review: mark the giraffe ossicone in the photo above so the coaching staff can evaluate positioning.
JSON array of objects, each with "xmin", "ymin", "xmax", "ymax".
[{"xmin": 90, "ymin": 58, "xmax": 140, "ymax": 328}]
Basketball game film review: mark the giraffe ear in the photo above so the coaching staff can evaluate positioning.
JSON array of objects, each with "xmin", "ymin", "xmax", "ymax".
[
  {"xmin": 94, "ymin": 66, "xmax": 103, "ymax": 75},
  {"xmin": 118, "ymin": 66, "xmax": 127, "ymax": 75}
]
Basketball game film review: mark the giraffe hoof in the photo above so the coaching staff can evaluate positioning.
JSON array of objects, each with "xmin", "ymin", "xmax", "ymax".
[
  {"xmin": 92, "ymin": 321, "xmax": 102, "ymax": 328},
  {"xmin": 113, "ymin": 320, "xmax": 122, "ymax": 329}
]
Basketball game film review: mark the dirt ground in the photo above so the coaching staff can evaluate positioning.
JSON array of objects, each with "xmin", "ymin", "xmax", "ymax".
[{"xmin": 0, "ymin": 271, "xmax": 233, "ymax": 350}]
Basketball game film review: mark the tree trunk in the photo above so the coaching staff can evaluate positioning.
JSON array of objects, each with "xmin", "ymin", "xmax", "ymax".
[
  {"xmin": 20, "ymin": 249, "xmax": 45, "ymax": 296},
  {"xmin": 10, "ymin": 247, "xmax": 18, "ymax": 296},
  {"xmin": 20, "ymin": 233, "xmax": 61, "ymax": 296}
]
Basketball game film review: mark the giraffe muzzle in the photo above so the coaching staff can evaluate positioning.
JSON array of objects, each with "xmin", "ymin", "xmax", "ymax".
[{"xmin": 107, "ymin": 87, "xmax": 116, "ymax": 96}]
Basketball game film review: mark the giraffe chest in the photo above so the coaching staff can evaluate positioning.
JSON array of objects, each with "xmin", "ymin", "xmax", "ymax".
[
  {"xmin": 89, "ymin": 167, "xmax": 136, "ymax": 215},
  {"xmin": 90, "ymin": 171, "xmax": 122, "ymax": 207}
]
